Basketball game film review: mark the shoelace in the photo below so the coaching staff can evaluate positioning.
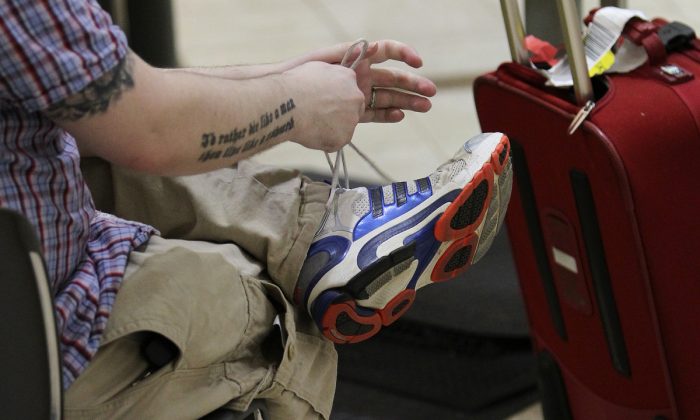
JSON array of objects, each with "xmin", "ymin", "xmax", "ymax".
[{"xmin": 325, "ymin": 39, "xmax": 394, "ymax": 209}]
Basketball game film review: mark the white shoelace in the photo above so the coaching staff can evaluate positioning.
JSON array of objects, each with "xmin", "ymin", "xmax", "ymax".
[{"xmin": 325, "ymin": 39, "xmax": 395, "ymax": 208}]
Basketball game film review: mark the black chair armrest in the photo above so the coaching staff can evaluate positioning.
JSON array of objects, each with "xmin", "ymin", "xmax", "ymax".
[{"xmin": 0, "ymin": 208, "xmax": 63, "ymax": 419}]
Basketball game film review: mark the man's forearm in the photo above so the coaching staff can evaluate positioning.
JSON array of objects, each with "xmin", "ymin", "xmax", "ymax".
[
  {"xmin": 53, "ymin": 52, "xmax": 306, "ymax": 175},
  {"xmin": 164, "ymin": 61, "xmax": 289, "ymax": 80},
  {"xmin": 164, "ymin": 45, "xmax": 347, "ymax": 81},
  {"xmin": 156, "ymin": 69, "xmax": 301, "ymax": 174},
  {"xmin": 52, "ymin": 50, "xmax": 363, "ymax": 176}
]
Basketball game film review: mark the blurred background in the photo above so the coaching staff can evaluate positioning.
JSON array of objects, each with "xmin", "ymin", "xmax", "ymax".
[
  {"xmin": 98, "ymin": 1, "xmax": 700, "ymax": 418},
  {"xmin": 171, "ymin": 0, "xmax": 700, "ymax": 184}
]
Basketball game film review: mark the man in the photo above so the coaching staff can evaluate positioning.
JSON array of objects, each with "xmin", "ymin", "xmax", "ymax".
[{"xmin": 0, "ymin": 0, "xmax": 512, "ymax": 418}]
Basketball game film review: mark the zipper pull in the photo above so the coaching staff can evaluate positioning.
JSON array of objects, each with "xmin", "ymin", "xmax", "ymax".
[{"xmin": 567, "ymin": 100, "xmax": 596, "ymax": 135}]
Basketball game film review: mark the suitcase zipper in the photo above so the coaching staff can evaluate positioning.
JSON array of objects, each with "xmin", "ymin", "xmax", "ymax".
[{"xmin": 567, "ymin": 100, "xmax": 596, "ymax": 135}]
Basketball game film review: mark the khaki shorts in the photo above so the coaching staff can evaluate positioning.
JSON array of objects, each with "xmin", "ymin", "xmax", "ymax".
[{"xmin": 67, "ymin": 161, "xmax": 336, "ymax": 419}]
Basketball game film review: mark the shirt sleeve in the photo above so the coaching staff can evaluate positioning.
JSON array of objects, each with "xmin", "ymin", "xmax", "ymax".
[{"xmin": 0, "ymin": 0, "xmax": 129, "ymax": 112}]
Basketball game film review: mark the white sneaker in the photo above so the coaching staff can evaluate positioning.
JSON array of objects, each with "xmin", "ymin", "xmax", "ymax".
[{"xmin": 294, "ymin": 132, "xmax": 513, "ymax": 343}]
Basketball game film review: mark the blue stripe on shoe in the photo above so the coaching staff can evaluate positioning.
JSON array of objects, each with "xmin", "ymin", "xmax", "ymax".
[
  {"xmin": 356, "ymin": 190, "xmax": 460, "ymax": 269},
  {"xmin": 353, "ymin": 180, "xmax": 435, "ymax": 241}
]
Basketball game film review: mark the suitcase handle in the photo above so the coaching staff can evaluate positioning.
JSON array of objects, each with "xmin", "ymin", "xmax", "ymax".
[{"xmin": 500, "ymin": 0, "xmax": 594, "ymax": 105}]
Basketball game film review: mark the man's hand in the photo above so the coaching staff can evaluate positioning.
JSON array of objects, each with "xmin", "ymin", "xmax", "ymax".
[
  {"xmin": 284, "ymin": 40, "xmax": 437, "ymax": 123},
  {"xmin": 283, "ymin": 61, "xmax": 365, "ymax": 153}
]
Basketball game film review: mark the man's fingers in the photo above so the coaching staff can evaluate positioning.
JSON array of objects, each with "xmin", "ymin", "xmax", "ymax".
[
  {"xmin": 368, "ymin": 40, "xmax": 423, "ymax": 68},
  {"xmin": 301, "ymin": 39, "xmax": 420, "ymax": 68},
  {"xmin": 371, "ymin": 88, "xmax": 432, "ymax": 113},
  {"xmin": 301, "ymin": 40, "xmax": 378, "ymax": 65},
  {"xmin": 363, "ymin": 108, "xmax": 405, "ymax": 123},
  {"xmin": 370, "ymin": 67, "xmax": 437, "ymax": 98}
]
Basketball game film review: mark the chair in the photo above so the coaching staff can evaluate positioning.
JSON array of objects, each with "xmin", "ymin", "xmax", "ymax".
[
  {"xmin": 0, "ymin": 208, "xmax": 62, "ymax": 419},
  {"xmin": 0, "ymin": 208, "xmax": 268, "ymax": 420}
]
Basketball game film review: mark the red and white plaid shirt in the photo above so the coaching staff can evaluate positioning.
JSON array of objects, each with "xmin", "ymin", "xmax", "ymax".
[{"xmin": 0, "ymin": 0, "xmax": 155, "ymax": 387}]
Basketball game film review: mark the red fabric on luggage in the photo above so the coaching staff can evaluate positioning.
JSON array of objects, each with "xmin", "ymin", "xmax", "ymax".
[
  {"xmin": 474, "ymin": 37, "xmax": 700, "ymax": 418},
  {"xmin": 591, "ymin": 57, "xmax": 700, "ymax": 418}
]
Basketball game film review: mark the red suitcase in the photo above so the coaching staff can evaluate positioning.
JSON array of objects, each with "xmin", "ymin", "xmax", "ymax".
[{"xmin": 474, "ymin": 1, "xmax": 700, "ymax": 418}]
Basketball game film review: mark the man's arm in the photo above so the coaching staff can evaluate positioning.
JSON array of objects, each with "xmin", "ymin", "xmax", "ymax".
[
  {"xmin": 48, "ymin": 51, "xmax": 365, "ymax": 176},
  {"xmin": 165, "ymin": 40, "xmax": 438, "ymax": 124},
  {"xmin": 161, "ymin": 40, "xmax": 410, "ymax": 81},
  {"xmin": 164, "ymin": 61, "xmax": 286, "ymax": 80}
]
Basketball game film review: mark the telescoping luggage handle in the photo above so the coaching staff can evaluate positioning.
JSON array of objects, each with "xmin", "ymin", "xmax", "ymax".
[{"xmin": 500, "ymin": 0, "xmax": 593, "ymax": 105}]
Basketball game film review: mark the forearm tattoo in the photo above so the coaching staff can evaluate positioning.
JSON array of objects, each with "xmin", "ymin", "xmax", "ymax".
[
  {"xmin": 198, "ymin": 98, "xmax": 296, "ymax": 163},
  {"xmin": 45, "ymin": 53, "xmax": 135, "ymax": 121}
]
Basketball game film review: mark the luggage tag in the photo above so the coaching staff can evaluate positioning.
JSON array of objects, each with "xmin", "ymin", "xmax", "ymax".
[{"xmin": 544, "ymin": 7, "xmax": 648, "ymax": 88}]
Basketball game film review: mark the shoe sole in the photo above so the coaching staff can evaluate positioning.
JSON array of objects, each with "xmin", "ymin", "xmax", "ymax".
[{"xmin": 316, "ymin": 134, "xmax": 512, "ymax": 344}]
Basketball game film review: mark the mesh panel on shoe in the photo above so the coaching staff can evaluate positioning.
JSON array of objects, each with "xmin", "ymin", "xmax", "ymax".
[
  {"xmin": 473, "ymin": 209, "xmax": 499, "ymax": 263},
  {"xmin": 429, "ymin": 172, "xmax": 440, "ymax": 189},
  {"xmin": 449, "ymin": 159, "xmax": 466, "ymax": 182},
  {"xmin": 362, "ymin": 257, "xmax": 414, "ymax": 298},
  {"xmin": 450, "ymin": 180, "xmax": 489, "ymax": 230},
  {"xmin": 336, "ymin": 313, "xmax": 375, "ymax": 336},
  {"xmin": 407, "ymin": 181, "xmax": 418, "ymax": 195},
  {"xmin": 383, "ymin": 185, "xmax": 395, "ymax": 205},
  {"xmin": 497, "ymin": 160, "xmax": 514, "ymax": 226},
  {"xmin": 365, "ymin": 270, "xmax": 393, "ymax": 296},
  {"xmin": 444, "ymin": 245, "xmax": 472, "ymax": 272},
  {"xmin": 393, "ymin": 258, "xmax": 413, "ymax": 276},
  {"xmin": 499, "ymin": 160, "xmax": 513, "ymax": 199},
  {"xmin": 352, "ymin": 193, "xmax": 371, "ymax": 217}
]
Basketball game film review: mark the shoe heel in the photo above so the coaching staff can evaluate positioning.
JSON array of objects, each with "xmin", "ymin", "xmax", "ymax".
[
  {"xmin": 315, "ymin": 288, "xmax": 417, "ymax": 344},
  {"xmin": 315, "ymin": 290, "xmax": 382, "ymax": 344}
]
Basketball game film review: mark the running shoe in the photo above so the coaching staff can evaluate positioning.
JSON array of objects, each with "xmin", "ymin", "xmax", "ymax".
[{"xmin": 294, "ymin": 132, "xmax": 513, "ymax": 344}]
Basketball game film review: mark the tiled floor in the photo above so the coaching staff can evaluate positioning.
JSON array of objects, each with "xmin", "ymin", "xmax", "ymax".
[{"xmin": 169, "ymin": 1, "xmax": 696, "ymax": 418}]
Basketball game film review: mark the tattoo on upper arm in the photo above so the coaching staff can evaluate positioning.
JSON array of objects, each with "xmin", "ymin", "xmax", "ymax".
[
  {"xmin": 198, "ymin": 98, "xmax": 296, "ymax": 163},
  {"xmin": 45, "ymin": 53, "xmax": 135, "ymax": 121}
]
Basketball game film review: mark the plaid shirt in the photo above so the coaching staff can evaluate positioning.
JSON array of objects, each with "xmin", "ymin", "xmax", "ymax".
[{"xmin": 0, "ymin": 0, "xmax": 155, "ymax": 387}]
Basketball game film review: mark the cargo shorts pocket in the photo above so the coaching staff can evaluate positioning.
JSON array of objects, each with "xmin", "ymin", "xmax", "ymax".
[{"xmin": 251, "ymin": 281, "xmax": 338, "ymax": 420}]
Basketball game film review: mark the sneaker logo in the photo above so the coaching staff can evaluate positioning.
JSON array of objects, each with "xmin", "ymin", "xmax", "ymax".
[{"xmin": 354, "ymin": 181, "xmax": 434, "ymax": 241}]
